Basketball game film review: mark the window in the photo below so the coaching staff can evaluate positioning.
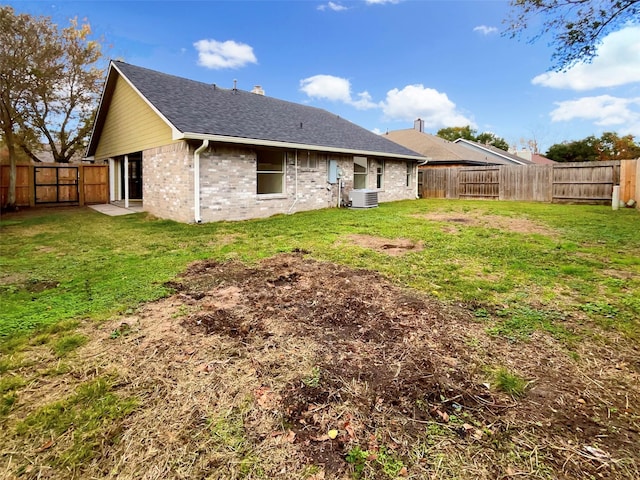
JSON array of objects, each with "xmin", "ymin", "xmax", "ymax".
[
  {"xmin": 376, "ymin": 161, "xmax": 384, "ymax": 189},
  {"xmin": 406, "ymin": 162, "xmax": 413, "ymax": 187},
  {"xmin": 257, "ymin": 150, "xmax": 285, "ymax": 194},
  {"xmin": 354, "ymin": 156, "xmax": 367, "ymax": 189},
  {"xmin": 299, "ymin": 151, "xmax": 319, "ymax": 170}
]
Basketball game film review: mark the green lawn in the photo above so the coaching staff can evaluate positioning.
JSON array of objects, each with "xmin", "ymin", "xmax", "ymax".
[
  {"xmin": 1, "ymin": 200, "xmax": 639, "ymax": 479},
  {"xmin": 1, "ymin": 200, "xmax": 639, "ymax": 341}
]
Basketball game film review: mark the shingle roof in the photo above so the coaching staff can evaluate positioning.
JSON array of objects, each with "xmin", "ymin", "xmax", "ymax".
[
  {"xmin": 383, "ymin": 129, "xmax": 523, "ymax": 166},
  {"xmin": 454, "ymin": 139, "xmax": 534, "ymax": 165},
  {"xmin": 88, "ymin": 61, "xmax": 424, "ymax": 159}
]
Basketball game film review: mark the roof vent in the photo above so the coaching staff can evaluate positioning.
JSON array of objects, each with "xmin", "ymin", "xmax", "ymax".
[{"xmin": 251, "ymin": 85, "xmax": 265, "ymax": 95}]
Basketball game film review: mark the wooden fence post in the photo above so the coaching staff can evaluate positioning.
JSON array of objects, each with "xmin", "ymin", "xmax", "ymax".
[
  {"xmin": 78, "ymin": 165, "xmax": 85, "ymax": 206},
  {"xmin": 28, "ymin": 165, "xmax": 35, "ymax": 207}
]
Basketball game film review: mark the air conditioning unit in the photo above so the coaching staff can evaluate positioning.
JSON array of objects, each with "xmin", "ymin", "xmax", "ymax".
[{"xmin": 349, "ymin": 189, "xmax": 378, "ymax": 208}]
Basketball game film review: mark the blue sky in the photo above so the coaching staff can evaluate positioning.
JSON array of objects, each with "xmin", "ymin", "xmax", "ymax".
[{"xmin": 9, "ymin": 0, "xmax": 640, "ymax": 153}]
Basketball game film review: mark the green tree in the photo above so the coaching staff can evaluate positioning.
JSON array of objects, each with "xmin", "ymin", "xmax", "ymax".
[
  {"xmin": 437, "ymin": 125, "xmax": 510, "ymax": 151},
  {"xmin": 504, "ymin": 0, "xmax": 640, "ymax": 71},
  {"xmin": 546, "ymin": 138, "xmax": 598, "ymax": 162},
  {"xmin": 476, "ymin": 132, "xmax": 510, "ymax": 151},
  {"xmin": 436, "ymin": 126, "xmax": 476, "ymax": 142},
  {"xmin": 545, "ymin": 132, "xmax": 640, "ymax": 162},
  {"xmin": 0, "ymin": 6, "xmax": 104, "ymax": 209}
]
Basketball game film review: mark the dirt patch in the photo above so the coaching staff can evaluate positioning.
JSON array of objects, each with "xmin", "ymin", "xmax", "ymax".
[
  {"xmin": 416, "ymin": 212, "xmax": 558, "ymax": 237},
  {"xmin": 2, "ymin": 254, "xmax": 638, "ymax": 479},
  {"xmin": 340, "ymin": 234, "xmax": 424, "ymax": 256}
]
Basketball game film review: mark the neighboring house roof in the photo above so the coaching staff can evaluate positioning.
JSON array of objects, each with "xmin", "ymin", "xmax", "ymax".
[
  {"xmin": 87, "ymin": 61, "xmax": 425, "ymax": 161},
  {"xmin": 383, "ymin": 129, "xmax": 526, "ymax": 166},
  {"xmin": 531, "ymin": 153, "xmax": 555, "ymax": 165},
  {"xmin": 508, "ymin": 148, "xmax": 556, "ymax": 165},
  {"xmin": 453, "ymin": 138, "xmax": 534, "ymax": 166}
]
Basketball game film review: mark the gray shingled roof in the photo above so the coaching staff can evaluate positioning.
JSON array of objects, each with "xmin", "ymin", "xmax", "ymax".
[{"xmin": 94, "ymin": 61, "xmax": 423, "ymax": 159}]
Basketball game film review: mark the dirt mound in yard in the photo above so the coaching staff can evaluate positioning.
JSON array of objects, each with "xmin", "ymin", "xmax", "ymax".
[{"xmin": 4, "ymin": 253, "xmax": 639, "ymax": 479}]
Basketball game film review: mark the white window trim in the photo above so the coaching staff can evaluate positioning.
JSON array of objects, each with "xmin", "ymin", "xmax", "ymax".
[
  {"xmin": 354, "ymin": 156, "xmax": 368, "ymax": 190},
  {"xmin": 257, "ymin": 151, "xmax": 286, "ymax": 196},
  {"xmin": 376, "ymin": 160, "xmax": 385, "ymax": 190}
]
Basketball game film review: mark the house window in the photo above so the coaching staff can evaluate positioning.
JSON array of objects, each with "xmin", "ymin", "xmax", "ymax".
[
  {"xmin": 257, "ymin": 150, "xmax": 285, "ymax": 194},
  {"xmin": 376, "ymin": 161, "xmax": 384, "ymax": 189},
  {"xmin": 299, "ymin": 151, "xmax": 319, "ymax": 170},
  {"xmin": 354, "ymin": 156, "xmax": 367, "ymax": 189},
  {"xmin": 406, "ymin": 162, "xmax": 413, "ymax": 187}
]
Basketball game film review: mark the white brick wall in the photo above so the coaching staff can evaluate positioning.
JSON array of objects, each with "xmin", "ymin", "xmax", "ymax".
[
  {"xmin": 141, "ymin": 141, "xmax": 417, "ymax": 223},
  {"xmin": 142, "ymin": 142, "xmax": 193, "ymax": 223}
]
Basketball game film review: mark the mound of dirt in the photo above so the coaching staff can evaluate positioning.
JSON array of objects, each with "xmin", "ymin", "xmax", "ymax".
[{"xmin": 5, "ymin": 253, "xmax": 638, "ymax": 479}]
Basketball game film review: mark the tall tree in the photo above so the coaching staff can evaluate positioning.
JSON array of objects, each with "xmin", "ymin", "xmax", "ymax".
[
  {"xmin": 0, "ymin": 6, "xmax": 104, "ymax": 209},
  {"xmin": 504, "ymin": 0, "xmax": 640, "ymax": 71},
  {"xmin": 1, "ymin": 6, "xmax": 60, "ymax": 209}
]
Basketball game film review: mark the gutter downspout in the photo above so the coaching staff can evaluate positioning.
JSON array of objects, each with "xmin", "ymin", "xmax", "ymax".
[
  {"xmin": 288, "ymin": 150, "xmax": 299, "ymax": 214},
  {"xmin": 193, "ymin": 139, "xmax": 209, "ymax": 223},
  {"xmin": 416, "ymin": 158, "xmax": 429, "ymax": 199}
]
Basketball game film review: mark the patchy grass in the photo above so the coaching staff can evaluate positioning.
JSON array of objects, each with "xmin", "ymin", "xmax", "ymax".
[
  {"xmin": 1, "ymin": 202, "xmax": 639, "ymax": 342},
  {"xmin": 491, "ymin": 367, "xmax": 528, "ymax": 398},
  {"xmin": 51, "ymin": 333, "xmax": 87, "ymax": 357},
  {"xmin": 0, "ymin": 201, "xmax": 639, "ymax": 479},
  {"xmin": 13, "ymin": 376, "xmax": 138, "ymax": 471}
]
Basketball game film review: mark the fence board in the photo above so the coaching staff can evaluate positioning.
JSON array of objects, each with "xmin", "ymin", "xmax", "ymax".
[
  {"xmin": 1, "ymin": 163, "xmax": 108, "ymax": 207},
  {"xmin": 82, "ymin": 165, "xmax": 109, "ymax": 204},
  {"xmin": 420, "ymin": 160, "xmax": 637, "ymax": 206},
  {"xmin": 458, "ymin": 168, "xmax": 499, "ymax": 199},
  {"xmin": 0, "ymin": 165, "xmax": 31, "ymax": 206},
  {"xmin": 620, "ymin": 160, "xmax": 637, "ymax": 204}
]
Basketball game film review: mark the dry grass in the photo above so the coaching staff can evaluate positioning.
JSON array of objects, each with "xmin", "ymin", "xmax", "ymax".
[{"xmin": 2, "ymin": 253, "xmax": 638, "ymax": 479}]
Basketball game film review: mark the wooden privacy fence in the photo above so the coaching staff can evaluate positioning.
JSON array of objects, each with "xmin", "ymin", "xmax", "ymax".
[
  {"xmin": 1, "ymin": 163, "xmax": 108, "ymax": 207},
  {"xmin": 420, "ymin": 159, "xmax": 639, "ymax": 206}
]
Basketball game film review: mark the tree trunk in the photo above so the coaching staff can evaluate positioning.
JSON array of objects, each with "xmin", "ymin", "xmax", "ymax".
[{"xmin": 4, "ymin": 128, "xmax": 18, "ymax": 210}]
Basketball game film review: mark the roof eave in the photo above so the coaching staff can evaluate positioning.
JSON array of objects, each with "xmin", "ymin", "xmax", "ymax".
[{"xmin": 178, "ymin": 132, "xmax": 428, "ymax": 162}]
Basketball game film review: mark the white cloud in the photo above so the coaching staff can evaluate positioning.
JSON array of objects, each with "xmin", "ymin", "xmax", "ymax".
[
  {"xmin": 300, "ymin": 77, "xmax": 472, "ymax": 129},
  {"xmin": 473, "ymin": 25, "xmax": 498, "ymax": 35},
  {"xmin": 532, "ymin": 25, "xmax": 640, "ymax": 90},
  {"xmin": 317, "ymin": 2, "xmax": 348, "ymax": 11},
  {"xmin": 194, "ymin": 39, "xmax": 257, "ymax": 69},
  {"xmin": 299, "ymin": 75, "xmax": 377, "ymax": 110},
  {"xmin": 380, "ymin": 84, "xmax": 473, "ymax": 128},
  {"xmin": 550, "ymin": 95, "xmax": 640, "ymax": 135}
]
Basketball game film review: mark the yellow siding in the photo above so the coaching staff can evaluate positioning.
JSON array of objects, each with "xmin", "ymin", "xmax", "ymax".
[{"xmin": 94, "ymin": 75, "xmax": 177, "ymax": 159}]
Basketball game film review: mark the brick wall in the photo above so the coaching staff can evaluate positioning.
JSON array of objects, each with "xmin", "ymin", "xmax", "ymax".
[
  {"xmin": 143, "ymin": 142, "xmax": 193, "ymax": 223},
  {"xmin": 141, "ymin": 142, "xmax": 418, "ymax": 223}
]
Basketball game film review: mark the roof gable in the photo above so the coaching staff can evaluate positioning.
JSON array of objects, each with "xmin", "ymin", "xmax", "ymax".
[
  {"xmin": 454, "ymin": 139, "xmax": 533, "ymax": 165},
  {"xmin": 384, "ymin": 129, "xmax": 525, "ymax": 166},
  {"xmin": 88, "ymin": 61, "xmax": 425, "ymax": 160}
]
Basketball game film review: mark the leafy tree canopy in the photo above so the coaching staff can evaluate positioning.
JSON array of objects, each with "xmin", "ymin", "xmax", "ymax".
[
  {"xmin": 0, "ymin": 6, "xmax": 104, "ymax": 208},
  {"xmin": 504, "ymin": 0, "xmax": 640, "ymax": 71},
  {"xmin": 545, "ymin": 132, "xmax": 640, "ymax": 162},
  {"xmin": 436, "ymin": 125, "xmax": 510, "ymax": 151}
]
